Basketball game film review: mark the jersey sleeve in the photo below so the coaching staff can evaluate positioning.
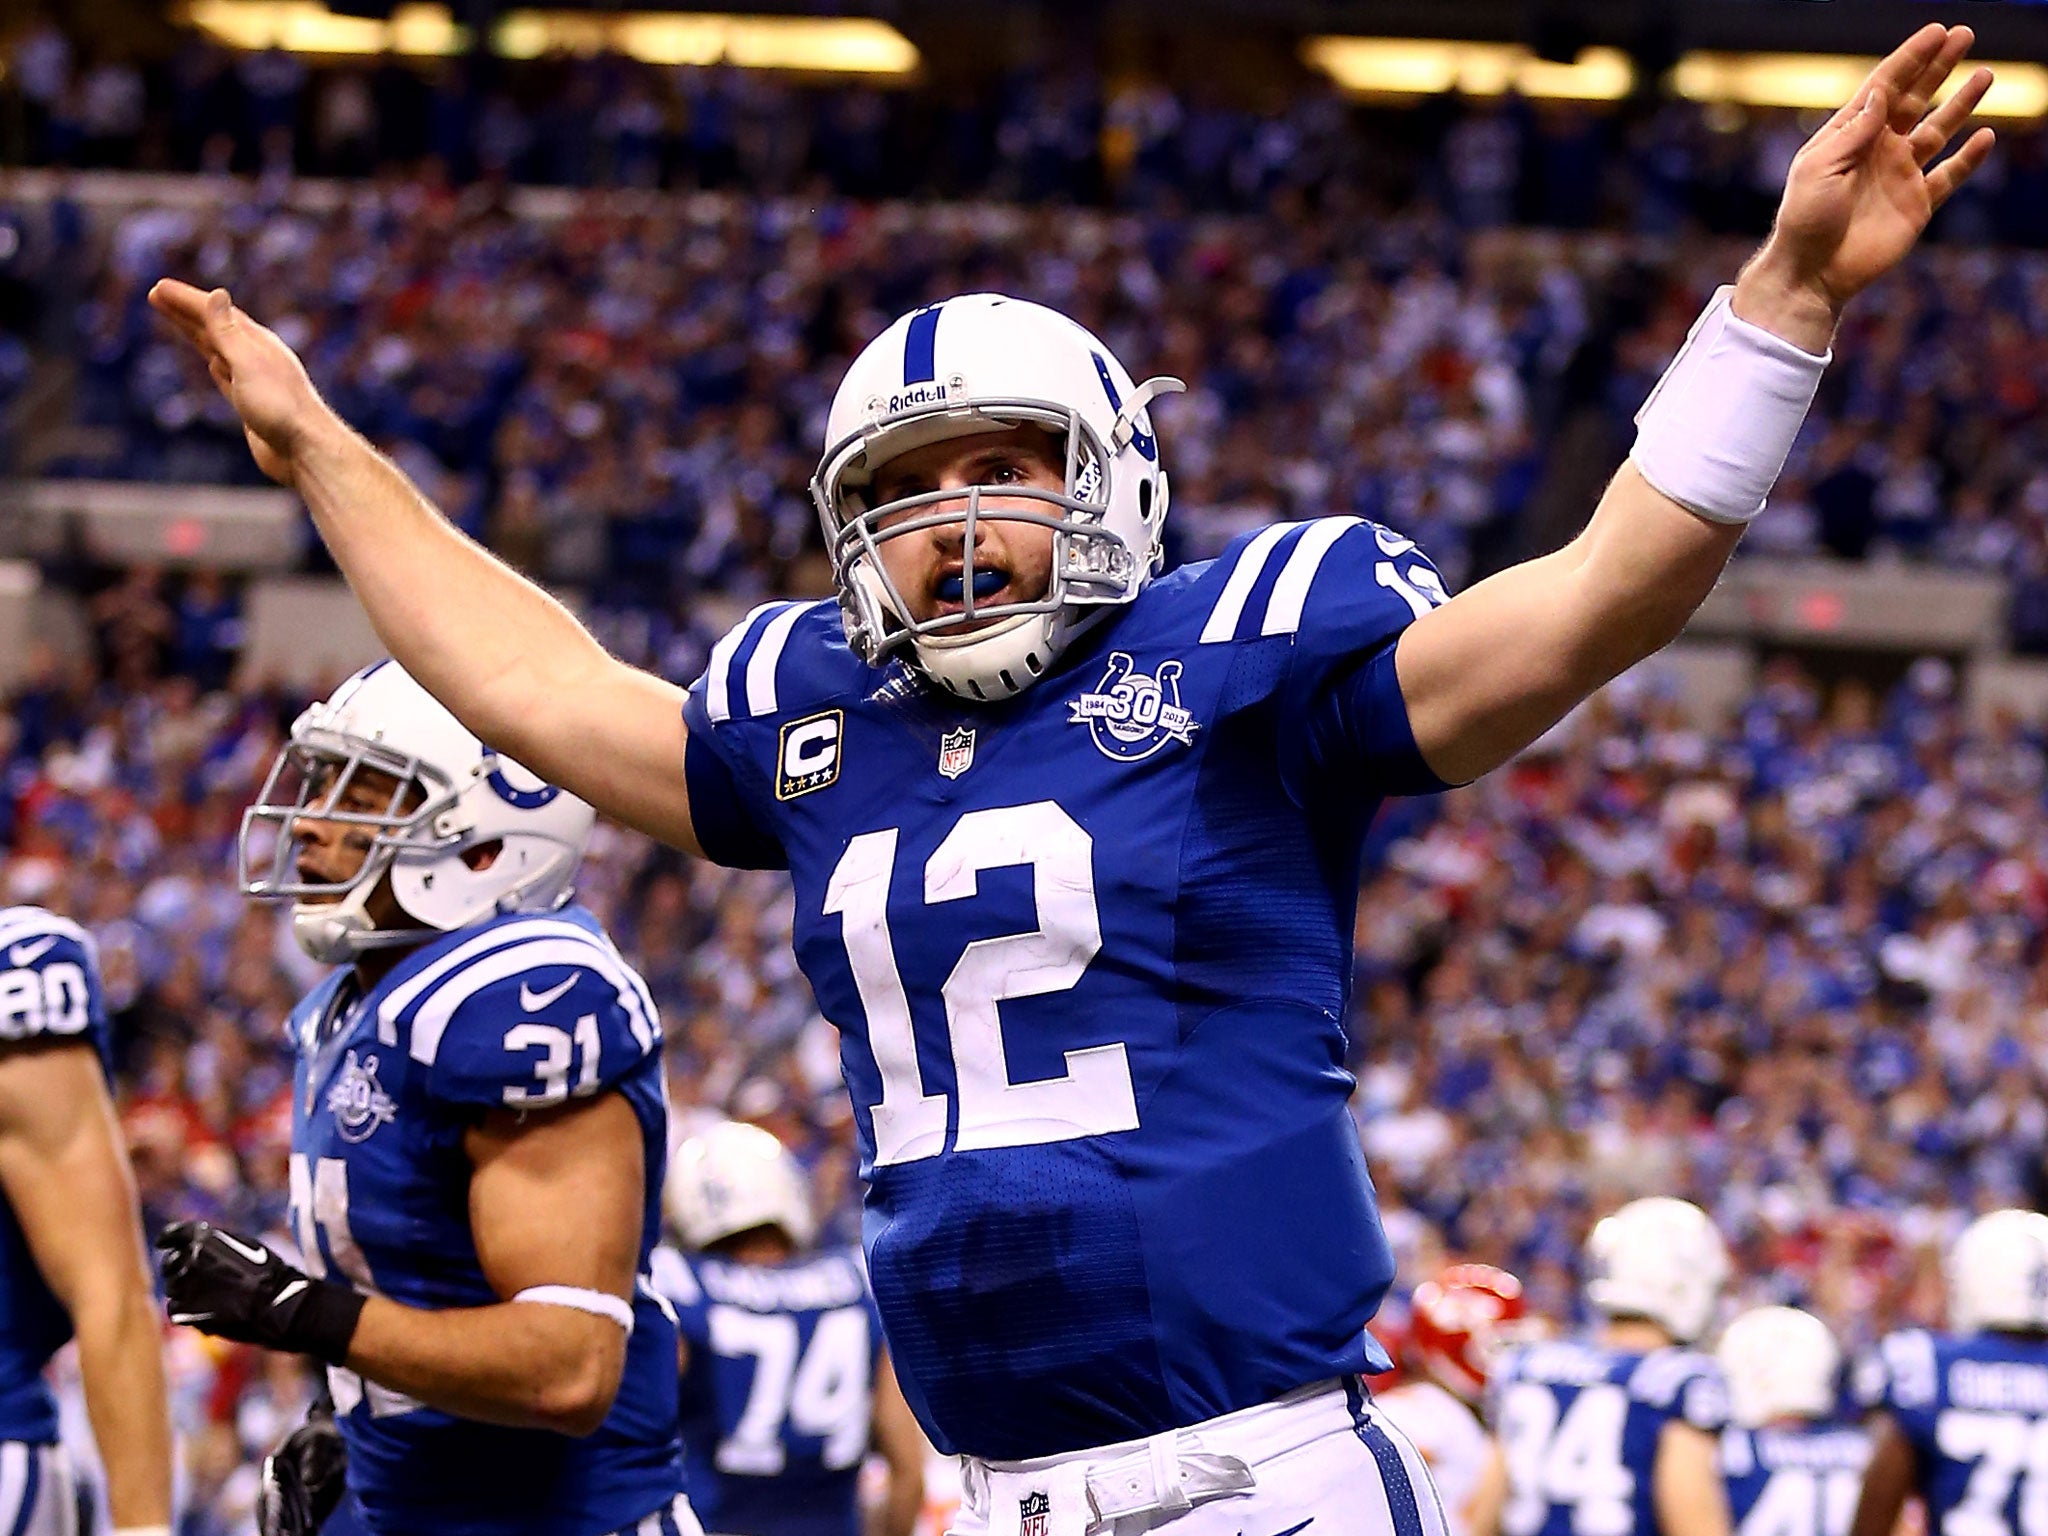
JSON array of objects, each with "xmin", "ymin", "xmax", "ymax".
[
  {"xmin": 1857, "ymin": 1330, "xmax": 1941, "ymax": 1449},
  {"xmin": 408, "ymin": 929, "xmax": 663, "ymax": 1110},
  {"xmin": 679, "ymin": 605, "xmax": 806, "ymax": 871},
  {"xmin": 0, "ymin": 910, "xmax": 108, "ymax": 1056},
  {"xmin": 1252, "ymin": 518, "xmax": 1454, "ymax": 799},
  {"xmin": 1631, "ymin": 1350, "xmax": 1732, "ymax": 1434}
]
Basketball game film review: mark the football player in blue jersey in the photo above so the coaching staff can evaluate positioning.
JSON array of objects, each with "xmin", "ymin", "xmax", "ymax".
[
  {"xmin": 1473, "ymin": 1199, "xmax": 1735, "ymax": 1536},
  {"xmin": 154, "ymin": 663, "xmax": 693, "ymax": 1536},
  {"xmin": 1716, "ymin": 1307, "xmax": 1868, "ymax": 1536},
  {"xmin": 147, "ymin": 28, "xmax": 1994, "ymax": 1535},
  {"xmin": 649, "ymin": 1121, "xmax": 925, "ymax": 1536},
  {"xmin": 0, "ymin": 906, "xmax": 172, "ymax": 1536},
  {"xmin": 1848, "ymin": 1209, "xmax": 2048, "ymax": 1536}
]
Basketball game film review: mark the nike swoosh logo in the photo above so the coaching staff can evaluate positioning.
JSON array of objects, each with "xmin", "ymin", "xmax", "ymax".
[
  {"xmin": 213, "ymin": 1231, "xmax": 271, "ymax": 1266},
  {"xmin": 8, "ymin": 937, "xmax": 57, "ymax": 967},
  {"xmin": 1241, "ymin": 1521, "xmax": 1314, "ymax": 1536},
  {"xmin": 519, "ymin": 973, "xmax": 579, "ymax": 1012},
  {"xmin": 272, "ymin": 1279, "xmax": 308, "ymax": 1308}
]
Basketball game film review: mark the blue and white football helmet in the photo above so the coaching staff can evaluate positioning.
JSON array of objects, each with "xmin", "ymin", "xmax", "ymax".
[
  {"xmin": 1718, "ymin": 1306, "xmax": 1841, "ymax": 1426},
  {"xmin": 666, "ymin": 1121, "xmax": 817, "ymax": 1251},
  {"xmin": 1584, "ymin": 1196, "xmax": 1729, "ymax": 1344},
  {"xmin": 238, "ymin": 661, "xmax": 594, "ymax": 963},
  {"xmin": 811, "ymin": 294, "xmax": 1184, "ymax": 702},
  {"xmin": 1949, "ymin": 1209, "xmax": 2048, "ymax": 1335}
]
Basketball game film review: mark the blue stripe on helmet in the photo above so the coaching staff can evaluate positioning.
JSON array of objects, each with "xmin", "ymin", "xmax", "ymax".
[{"xmin": 903, "ymin": 304, "xmax": 943, "ymax": 385}]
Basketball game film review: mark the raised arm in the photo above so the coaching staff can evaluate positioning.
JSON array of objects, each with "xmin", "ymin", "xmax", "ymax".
[
  {"xmin": 1396, "ymin": 25, "xmax": 1993, "ymax": 786},
  {"xmin": 145, "ymin": 280, "xmax": 703, "ymax": 853}
]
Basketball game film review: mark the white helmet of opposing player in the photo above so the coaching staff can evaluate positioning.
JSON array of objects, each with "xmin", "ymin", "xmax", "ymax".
[
  {"xmin": 238, "ymin": 661, "xmax": 594, "ymax": 963},
  {"xmin": 1584, "ymin": 1196, "xmax": 1729, "ymax": 1344},
  {"xmin": 812, "ymin": 293, "xmax": 1183, "ymax": 702},
  {"xmin": 1717, "ymin": 1306, "xmax": 1841, "ymax": 1427},
  {"xmin": 666, "ymin": 1121, "xmax": 817, "ymax": 1251},
  {"xmin": 1948, "ymin": 1209, "xmax": 2048, "ymax": 1334}
]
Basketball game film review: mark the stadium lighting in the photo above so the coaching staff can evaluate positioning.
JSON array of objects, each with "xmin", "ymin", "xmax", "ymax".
[
  {"xmin": 493, "ymin": 12, "xmax": 916, "ymax": 71},
  {"xmin": 1672, "ymin": 53, "xmax": 2048, "ymax": 120},
  {"xmin": 1306, "ymin": 36, "xmax": 2048, "ymax": 120},
  {"xmin": 183, "ymin": 0, "xmax": 465, "ymax": 55},
  {"xmin": 1302, "ymin": 38, "xmax": 1635, "ymax": 102},
  {"xmin": 180, "ymin": 1, "xmax": 920, "ymax": 73}
]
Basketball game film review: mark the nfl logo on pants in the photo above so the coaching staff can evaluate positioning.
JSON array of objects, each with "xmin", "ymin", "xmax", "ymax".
[{"xmin": 1019, "ymin": 1491, "xmax": 1050, "ymax": 1536}]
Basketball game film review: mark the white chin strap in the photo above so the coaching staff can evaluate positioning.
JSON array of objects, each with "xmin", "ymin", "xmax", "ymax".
[{"xmin": 290, "ymin": 855, "xmax": 432, "ymax": 964}]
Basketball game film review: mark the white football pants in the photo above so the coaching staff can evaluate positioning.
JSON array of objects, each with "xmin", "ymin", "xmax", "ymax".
[
  {"xmin": 0, "ymin": 1443, "xmax": 75, "ymax": 1536},
  {"xmin": 950, "ymin": 1379, "xmax": 1449, "ymax": 1536}
]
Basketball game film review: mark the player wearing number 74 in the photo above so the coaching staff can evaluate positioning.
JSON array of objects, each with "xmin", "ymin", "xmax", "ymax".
[
  {"xmin": 154, "ymin": 662, "xmax": 696, "ymax": 1536},
  {"xmin": 148, "ymin": 24, "xmax": 1994, "ymax": 1536}
]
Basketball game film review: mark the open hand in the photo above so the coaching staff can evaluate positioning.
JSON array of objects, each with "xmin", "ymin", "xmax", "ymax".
[
  {"xmin": 146, "ymin": 279, "xmax": 331, "ymax": 486},
  {"xmin": 1761, "ymin": 24, "xmax": 1995, "ymax": 318}
]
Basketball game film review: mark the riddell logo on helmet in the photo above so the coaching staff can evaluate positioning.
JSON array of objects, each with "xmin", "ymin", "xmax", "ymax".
[{"xmin": 882, "ymin": 382, "xmax": 950, "ymax": 413}]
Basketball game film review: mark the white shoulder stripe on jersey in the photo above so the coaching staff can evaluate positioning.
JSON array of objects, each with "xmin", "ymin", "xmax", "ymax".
[
  {"xmin": 408, "ymin": 937, "xmax": 657, "ymax": 1067},
  {"xmin": 742, "ymin": 600, "xmax": 818, "ymax": 719},
  {"xmin": 703, "ymin": 600, "xmax": 788, "ymax": 725},
  {"xmin": 1199, "ymin": 520, "xmax": 1300, "ymax": 644},
  {"xmin": 375, "ymin": 917, "xmax": 624, "ymax": 1046},
  {"xmin": 1260, "ymin": 516, "xmax": 1363, "ymax": 637},
  {"xmin": 0, "ymin": 909, "xmax": 95, "ymax": 963}
]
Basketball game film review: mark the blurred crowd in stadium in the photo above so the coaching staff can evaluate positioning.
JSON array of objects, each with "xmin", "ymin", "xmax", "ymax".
[{"xmin": 15, "ymin": 47, "xmax": 2048, "ymax": 641}]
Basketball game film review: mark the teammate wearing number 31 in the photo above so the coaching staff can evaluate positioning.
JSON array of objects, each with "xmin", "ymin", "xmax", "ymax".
[
  {"xmin": 155, "ymin": 663, "xmax": 693, "ymax": 1536},
  {"xmin": 147, "ymin": 25, "xmax": 1993, "ymax": 1536}
]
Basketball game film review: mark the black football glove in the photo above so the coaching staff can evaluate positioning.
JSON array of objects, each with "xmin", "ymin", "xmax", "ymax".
[
  {"xmin": 156, "ymin": 1220, "xmax": 366, "ymax": 1366},
  {"xmin": 256, "ymin": 1402, "xmax": 348, "ymax": 1536}
]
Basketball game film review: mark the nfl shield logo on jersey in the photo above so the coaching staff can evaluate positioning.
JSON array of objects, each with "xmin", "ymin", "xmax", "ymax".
[
  {"xmin": 1070, "ymin": 652, "xmax": 1199, "ymax": 762},
  {"xmin": 1019, "ymin": 1491, "xmax": 1050, "ymax": 1536},
  {"xmin": 327, "ymin": 1050, "xmax": 397, "ymax": 1144},
  {"xmin": 938, "ymin": 726, "xmax": 976, "ymax": 779}
]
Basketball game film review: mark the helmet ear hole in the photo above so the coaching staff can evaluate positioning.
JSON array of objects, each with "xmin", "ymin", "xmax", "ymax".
[{"xmin": 1137, "ymin": 480, "xmax": 1153, "ymax": 520}]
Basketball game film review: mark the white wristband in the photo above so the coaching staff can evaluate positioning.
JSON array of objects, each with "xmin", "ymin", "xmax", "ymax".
[
  {"xmin": 513, "ymin": 1285, "xmax": 634, "ymax": 1333},
  {"xmin": 115, "ymin": 1528, "xmax": 174, "ymax": 1536},
  {"xmin": 1629, "ymin": 285, "xmax": 1830, "ymax": 525}
]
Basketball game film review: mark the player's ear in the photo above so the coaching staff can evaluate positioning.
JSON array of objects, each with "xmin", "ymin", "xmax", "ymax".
[{"xmin": 461, "ymin": 840, "xmax": 504, "ymax": 872}]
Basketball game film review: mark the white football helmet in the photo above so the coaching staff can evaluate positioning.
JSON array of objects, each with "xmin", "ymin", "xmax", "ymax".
[
  {"xmin": 238, "ymin": 661, "xmax": 594, "ymax": 964},
  {"xmin": 666, "ymin": 1121, "xmax": 817, "ymax": 1251},
  {"xmin": 1584, "ymin": 1196, "xmax": 1729, "ymax": 1344},
  {"xmin": 1948, "ymin": 1209, "xmax": 2048, "ymax": 1334},
  {"xmin": 811, "ymin": 293, "xmax": 1184, "ymax": 702},
  {"xmin": 1717, "ymin": 1306, "xmax": 1841, "ymax": 1427}
]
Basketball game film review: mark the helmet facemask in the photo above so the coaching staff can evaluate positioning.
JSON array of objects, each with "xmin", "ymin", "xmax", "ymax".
[
  {"xmin": 238, "ymin": 728, "xmax": 459, "ymax": 962},
  {"xmin": 812, "ymin": 393, "xmax": 1171, "ymax": 702}
]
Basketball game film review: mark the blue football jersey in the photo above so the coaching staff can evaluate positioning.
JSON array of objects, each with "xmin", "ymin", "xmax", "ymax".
[
  {"xmin": 0, "ymin": 907, "xmax": 111, "ymax": 1445},
  {"xmin": 682, "ymin": 516, "xmax": 1452, "ymax": 1458},
  {"xmin": 284, "ymin": 906, "xmax": 683, "ymax": 1535},
  {"xmin": 1719, "ymin": 1423, "xmax": 1869, "ymax": 1536},
  {"xmin": 650, "ymin": 1243, "xmax": 885, "ymax": 1536},
  {"xmin": 1858, "ymin": 1328, "xmax": 2048, "ymax": 1536},
  {"xmin": 1491, "ymin": 1340, "xmax": 1732, "ymax": 1536}
]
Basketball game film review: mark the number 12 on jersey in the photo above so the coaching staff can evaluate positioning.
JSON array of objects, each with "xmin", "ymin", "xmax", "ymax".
[{"xmin": 823, "ymin": 801, "xmax": 1138, "ymax": 1167}]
